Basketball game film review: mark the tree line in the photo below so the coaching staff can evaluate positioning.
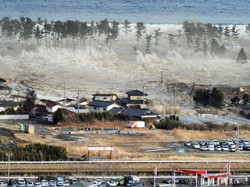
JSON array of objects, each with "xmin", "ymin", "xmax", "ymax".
[
  {"xmin": 0, "ymin": 143, "xmax": 67, "ymax": 161},
  {"xmin": 0, "ymin": 17, "xmax": 245, "ymax": 56},
  {"xmin": 53, "ymin": 109, "xmax": 137, "ymax": 124},
  {"xmin": 193, "ymin": 87, "xmax": 224, "ymax": 109},
  {"xmin": 156, "ymin": 119, "xmax": 250, "ymax": 131}
]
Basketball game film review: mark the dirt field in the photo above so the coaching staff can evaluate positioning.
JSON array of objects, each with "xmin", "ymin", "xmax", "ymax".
[{"xmin": 1, "ymin": 120, "xmax": 248, "ymax": 161}]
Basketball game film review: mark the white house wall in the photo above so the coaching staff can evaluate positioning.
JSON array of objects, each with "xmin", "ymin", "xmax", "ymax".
[
  {"xmin": 107, "ymin": 104, "xmax": 121, "ymax": 111},
  {"xmin": 94, "ymin": 96, "xmax": 112, "ymax": 101},
  {"xmin": 46, "ymin": 105, "xmax": 62, "ymax": 113},
  {"xmin": 89, "ymin": 103, "xmax": 121, "ymax": 112}
]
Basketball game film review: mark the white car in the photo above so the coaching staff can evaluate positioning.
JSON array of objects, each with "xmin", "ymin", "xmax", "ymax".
[
  {"xmin": 222, "ymin": 145, "xmax": 229, "ymax": 151},
  {"xmin": 26, "ymin": 181, "xmax": 34, "ymax": 187},
  {"xmin": 17, "ymin": 179, "xmax": 26, "ymax": 187},
  {"xmin": 0, "ymin": 180, "xmax": 8, "ymax": 187},
  {"xmin": 213, "ymin": 140, "xmax": 220, "ymax": 146},
  {"xmin": 200, "ymin": 146, "xmax": 208, "ymax": 151},
  {"xmin": 41, "ymin": 180, "xmax": 49, "ymax": 187},
  {"xmin": 208, "ymin": 144, "xmax": 214, "ymax": 151},
  {"xmin": 215, "ymin": 146, "xmax": 222, "ymax": 151},
  {"xmin": 109, "ymin": 180, "xmax": 119, "ymax": 187},
  {"xmin": 64, "ymin": 180, "xmax": 70, "ymax": 186},
  {"xmin": 192, "ymin": 142, "xmax": 200, "ymax": 149},
  {"xmin": 34, "ymin": 181, "xmax": 42, "ymax": 187}
]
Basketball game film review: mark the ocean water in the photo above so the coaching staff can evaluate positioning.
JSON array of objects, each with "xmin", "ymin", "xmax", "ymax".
[{"xmin": 0, "ymin": 0, "xmax": 249, "ymax": 24}]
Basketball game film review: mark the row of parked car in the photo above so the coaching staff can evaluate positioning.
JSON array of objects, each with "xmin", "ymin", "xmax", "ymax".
[
  {"xmin": 184, "ymin": 139, "xmax": 250, "ymax": 152},
  {"xmin": 0, "ymin": 177, "xmax": 78, "ymax": 187}
]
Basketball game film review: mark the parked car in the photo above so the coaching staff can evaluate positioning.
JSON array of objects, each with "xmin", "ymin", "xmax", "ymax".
[
  {"xmin": 199, "ymin": 141, "xmax": 206, "ymax": 146},
  {"xmin": 192, "ymin": 142, "xmax": 200, "ymax": 149},
  {"xmin": 34, "ymin": 181, "xmax": 42, "ymax": 187},
  {"xmin": 64, "ymin": 180, "xmax": 70, "ymax": 186},
  {"xmin": 162, "ymin": 179, "xmax": 180, "ymax": 184},
  {"xmin": 70, "ymin": 178, "xmax": 77, "ymax": 185},
  {"xmin": 239, "ymin": 142, "xmax": 243, "ymax": 150},
  {"xmin": 207, "ymin": 144, "xmax": 214, "ymax": 151},
  {"xmin": 0, "ymin": 180, "xmax": 8, "ymax": 187},
  {"xmin": 109, "ymin": 180, "xmax": 119, "ymax": 187},
  {"xmin": 48, "ymin": 180, "xmax": 56, "ymax": 187},
  {"xmin": 213, "ymin": 140, "xmax": 220, "ymax": 146},
  {"xmin": 26, "ymin": 181, "xmax": 34, "ymax": 187},
  {"xmin": 41, "ymin": 180, "xmax": 49, "ymax": 187},
  {"xmin": 184, "ymin": 141, "xmax": 192, "ymax": 146},
  {"xmin": 215, "ymin": 146, "xmax": 222, "ymax": 151},
  {"xmin": 222, "ymin": 145, "xmax": 229, "ymax": 151},
  {"xmin": 200, "ymin": 145, "xmax": 208, "ymax": 151},
  {"xmin": 17, "ymin": 178, "xmax": 26, "ymax": 187}
]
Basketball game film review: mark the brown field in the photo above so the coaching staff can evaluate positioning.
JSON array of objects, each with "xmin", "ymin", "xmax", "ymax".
[
  {"xmin": 0, "ymin": 120, "xmax": 249, "ymax": 174},
  {"xmin": 9, "ymin": 121, "xmax": 250, "ymax": 161}
]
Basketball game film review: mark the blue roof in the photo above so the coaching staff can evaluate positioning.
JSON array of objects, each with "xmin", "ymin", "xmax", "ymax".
[
  {"xmin": 109, "ymin": 107, "xmax": 123, "ymax": 114},
  {"xmin": 121, "ymin": 107, "xmax": 157, "ymax": 118},
  {"xmin": 88, "ymin": 101, "xmax": 115, "ymax": 107}
]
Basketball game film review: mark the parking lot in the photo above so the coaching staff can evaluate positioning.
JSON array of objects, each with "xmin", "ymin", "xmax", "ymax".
[{"xmin": 184, "ymin": 138, "xmax": 250, "ymax": 152}]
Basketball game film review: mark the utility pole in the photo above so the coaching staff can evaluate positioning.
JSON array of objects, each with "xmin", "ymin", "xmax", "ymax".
[
  {"xmin": 174, "ymin": 84, "xmax": 176, "ymax": 116},
  {"xmin": 143, "ymin": 85, "xmax": 145, "ymax": 107},
  {"xmin": 160, "ymin": 71, "xmax": 163, "ymax": 84},
  {"xmin": 237, "ymin": 123, "xmax": 240, "ymax": 151},
  {"xmin": 64, "ymin": 82, "xmax": 66, "ymax": 107},
  {"xmin": 77, "ymin": 90, "xmax": 79, "ymax": 114},
  {"xmin": 6, "ymin": 153, "xmax": 13, "ymax": 182}
]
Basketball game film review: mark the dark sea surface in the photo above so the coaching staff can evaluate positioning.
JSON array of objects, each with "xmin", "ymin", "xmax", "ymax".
[{"xmin": 0, "ymin": 0, "xmax": 249, "ymax": 24}]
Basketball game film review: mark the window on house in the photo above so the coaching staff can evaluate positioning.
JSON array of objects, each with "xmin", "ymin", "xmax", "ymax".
[
  {"xmin": 103, "ymin": 97, "xmax": 107, "ymax": 100},
  {"xmin": 103, "ymin": 108, "xmax": 106, "ymax": 111},
  {"xmin": 94, "ymin": 107, "xmax": 97, "ymax": 110}
]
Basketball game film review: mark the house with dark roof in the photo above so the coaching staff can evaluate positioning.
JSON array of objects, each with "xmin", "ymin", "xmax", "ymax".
[
  {"xmin": 122, "ymin": 89, "xmax": 148, "ymax": 108},
  {"xmin": 92, "ymin": 93, "xmax": 119, "ymax": 102},
  {"xmin": 57, "ymin": 98, "xmax": 76, "ymax": 106},
  {"xmin": 45, "ymin": 101, "xmax": 62, "ymax": 113},
  {"xmin": 120, "ymin": 107, "xmax": 158, "ymax": 121},
  {"xmin": 88, "ymin": 101, "xmax": 121, "ymax": 112},
  {"xmin": 33, "ymin": 104, "xmax": 54, "ymax": 122},
  {"xmin": 0, "ymin": 100, "xmax": 20, "ymax": 112},
  {"xmin": 109, "ymin": 107, "xmax": 123, "ymax": 114}
]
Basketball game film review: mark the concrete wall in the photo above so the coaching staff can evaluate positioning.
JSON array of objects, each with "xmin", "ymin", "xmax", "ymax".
[{"xmin": 0, "ymin": 115, "xmax": 29, "ymax": 120}]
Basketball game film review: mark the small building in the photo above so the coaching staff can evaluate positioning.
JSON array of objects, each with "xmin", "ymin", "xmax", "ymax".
[
  {"xmin": 57, "ymin": 98, "xmax": 76, "ymax": 106},
  {"xmin": 25, "ymin": 125, "xmax": 35, "ymax": 134},
  {"xmin": 78, "ymin": 97, "xmax": 90, "ymax": 109},
  {"xmin": 88, "ymin": 101, "xmax": 121, "ymax": 112},
  {"xmin": 46, "ymin": 101, "xmax": 62, "ymax": 113},
  {"xmin": 202, "ymin": 173, "xmax": 228, "ymax": 186},
  {"xmin": 123, "ymin": 90, "xmax": 148, "ymax": 108},
  {"xmin": 197, "ymin": 109, "xmax": 218, "ymax": 118},
  {"xmin": 0, "ymin": 100, "xmax": 20, "ymax": 112},
  {"xmin": 92, "ymin": 93, "xmax": 119, "ymax": 102},
  {"xmin": 120, "ymin": 107, "xmax": 158, "ymax": 121},
  {"xmin": 64, "ymin": 106, "xmax": 89, "ymax": 114}
]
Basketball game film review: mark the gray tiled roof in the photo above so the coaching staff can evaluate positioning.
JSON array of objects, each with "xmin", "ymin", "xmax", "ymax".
[
  {"xmin": 0, "ymin": 100, "xmax": 19, "ymax": 107},
  {"xmin": 121, "ymin": 107, "xmax": 157, "ymax": 118},
  {"xmin": 109, "ymin": 107, "xmax": 123, "ymax": 114},
  {"xmin": 126, "ymin": 90, "xmax": 148, "ymax": 96},
  {"xmin": 93, "ymin": 93, "xmax": 116, "ymax": 96}
]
